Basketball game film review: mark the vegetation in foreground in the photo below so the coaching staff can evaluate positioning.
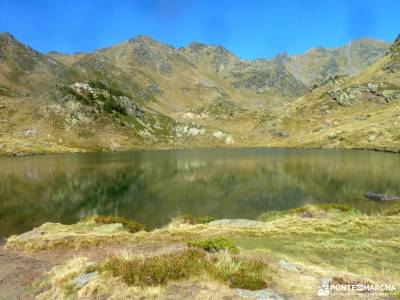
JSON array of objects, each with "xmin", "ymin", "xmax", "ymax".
[
  {"xmin": 4, "ymin": 203, "xmax": 400, "ymax": 299},
  {"xmin": 100, "ymin": 247, "xmax": 266, "ymax": 290}
]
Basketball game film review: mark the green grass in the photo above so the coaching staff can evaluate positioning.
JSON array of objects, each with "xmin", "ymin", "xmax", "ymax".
[
  {"xmin": 236, "ymin": 213, "xmax": 400, "ymax": 284},
  {"xmin": 258, "ymin": 203, "xmax": 359, "ymax": 222},
  {"xmin": 187, "ymin": 237, "xmax": 239, "ymax": 254},
  {"xmin": 81, "ymin": 215, "xmax": 146, "ymax": 233}
]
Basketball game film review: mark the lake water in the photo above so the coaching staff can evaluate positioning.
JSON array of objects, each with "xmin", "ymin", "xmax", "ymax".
[{"xmin": 0, "ymin": 148, "xmax": 399, "ymax": 237}]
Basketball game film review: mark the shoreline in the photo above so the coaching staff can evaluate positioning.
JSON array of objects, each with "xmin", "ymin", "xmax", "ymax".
[{"xmin": 0, "ymin": 143, "xmax": 399, "ymax": 159}]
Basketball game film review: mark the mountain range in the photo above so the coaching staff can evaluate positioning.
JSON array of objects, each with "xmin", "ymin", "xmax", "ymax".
[{"xmin": 0, "ymin": 32, "xmax": 398, "ymax": 155}]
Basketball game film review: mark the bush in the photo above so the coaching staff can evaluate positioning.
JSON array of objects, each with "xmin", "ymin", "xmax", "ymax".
[
  {"xmin": 88, "ymin": 80, "xmax": 108, "ymax": 90},
  {"xmin": 101, "ymin": 248, "xmax": 207, "ymax": 286},
  {"xmin": 103, "ymin": 96, "xmax": 127, "ymax": 115},
  {"xmin": 211, "ymin": 251, "xmax": 267, "ymax": 290},
  {"xmin": 187, "ymin": 237, "xmax": 239, "ymax": 254},
  {"xmin": 228, "ymin": 270, "xmax": 267, "ymax": 290},
  {"xmin": 82, "ymin": 215, "xmax": 146, "ymax": 233}
]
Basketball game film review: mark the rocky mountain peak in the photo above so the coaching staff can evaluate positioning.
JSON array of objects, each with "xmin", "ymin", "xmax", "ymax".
[
  {"xmin": 273, "ymin": 52, "xmax": 290, "ymax": 64},
  {"xmin": 186, "ymin": 42, "xmax": 208, "ymax": 52},
  {"xmin": 0, "ymin": 32, "xmax": 16, "ymax": 41},
  {"xmin": 184, "ymin": 42, "xmax": 233, "ymax": 57},
  {"xmin": 0, "ymin": 32, "xmax": 43, "ymax": 63},
  {"xmin": 0, "ymin": 32, "xmax": 22, "ymax": 49},
  {"xmin": 389, "ymin": 34, "xmax": 400, "ymax": 56},
  {"xmin": 128, "ymin": 35, "xmax": 156, "ymax": 44}
]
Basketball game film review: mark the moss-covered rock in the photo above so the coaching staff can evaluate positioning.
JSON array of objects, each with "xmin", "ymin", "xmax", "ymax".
[{"xmin": 81, "ymin": 215, "xmax": 146, "ymax": 233}]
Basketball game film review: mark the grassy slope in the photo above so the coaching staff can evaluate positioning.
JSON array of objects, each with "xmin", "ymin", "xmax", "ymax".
[{"xmin": 266, "ymin": 50, "xmax": 400, "ymax": 151}]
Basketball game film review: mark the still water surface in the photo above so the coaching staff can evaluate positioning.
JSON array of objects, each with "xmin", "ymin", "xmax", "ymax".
[{"xmin": 0, "ymin": 148, "xmax": 399, "ymax": 236}]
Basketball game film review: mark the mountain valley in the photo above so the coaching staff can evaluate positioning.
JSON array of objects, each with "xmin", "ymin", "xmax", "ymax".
[{"xmin": 0, "ymin": 32, "xmax": 398, "ymax": 155}]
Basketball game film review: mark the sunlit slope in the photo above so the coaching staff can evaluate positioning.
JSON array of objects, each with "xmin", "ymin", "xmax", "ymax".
[
  {"xmin": 267, "ymin": 35, "xmax": 400, "ymax": 151},
  {"xmin": 0, "ymin": 32, "xmax": 394, "ymax": 155}
]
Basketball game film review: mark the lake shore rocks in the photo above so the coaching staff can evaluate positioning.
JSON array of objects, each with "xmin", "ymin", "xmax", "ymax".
[
  {"xmin": 208, "ymin": 219, "xmax": 266, "ymax": 227},
  {"xmin": 364, "ymin": 192, "xmax": 400, "ymax": 201}
]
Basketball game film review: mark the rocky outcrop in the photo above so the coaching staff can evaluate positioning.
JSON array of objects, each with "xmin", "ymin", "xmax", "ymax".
[
  {"xmin": 175, "ymin": 124, "xmax": 206, "ymax": 137},
  {"xmin": 388, "ymin": 34, "xmax": 400, "ymax": 57},
  {"xmin": 271, "ymin": 129, "xmax": 290, "ymax": 138},
  {"xmin": 328, "ymin": 83, "xmax": 400, "ymax": 106}
]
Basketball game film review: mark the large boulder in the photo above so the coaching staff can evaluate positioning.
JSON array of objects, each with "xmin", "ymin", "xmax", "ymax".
[{"xmin": 364, "ymin": 192, "xmax": 400, "ymax": 201}]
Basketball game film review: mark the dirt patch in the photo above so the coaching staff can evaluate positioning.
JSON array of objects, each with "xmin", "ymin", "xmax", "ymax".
[
  {"xmin": 0, "ymin": 240, "xmax": 52, "ymax": 300},
  {"xmin": 0, "ymin": 238, "xmax": 185, "ymax": 300}
]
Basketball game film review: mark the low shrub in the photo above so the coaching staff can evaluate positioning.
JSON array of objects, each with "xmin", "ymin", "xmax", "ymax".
[
  {"xmin": 211, "ymin": 251, "xmax": 267, "ymax": 290},
  {"xmin": 103, "ymin": 96, "xmax": 127, "ymax": 115},
  {"xmin": 82, "ymin": 215, "xmax": 146, "ymax": 233},
  {"xmin": 100, "ymin": 248, "xmax": 207, "ymax": 286},
  {"xmin": 187, "ymin": 237, "xmax": 239, "ymax": 254},
  {"xmin": 228, "ymin": 270, "xmax": 267, "ymax": 290}
]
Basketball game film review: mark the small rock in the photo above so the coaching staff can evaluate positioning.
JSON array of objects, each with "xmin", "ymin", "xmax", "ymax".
[
  {"xmin": 21, "ymin": 128, "xmax": 37, "ymax": 137},
  {"xmin": 74, "ymin": 272, "xmax": 97, "ymax": 288},
  {"xmin": 213, "ymin": 130, "xmax": 225, "ymax": 139},
  {"xmin": 208, "ymin": 219, "xmax": 265, "ymax": 227},
  {"xmin": 225, "ymin": 135, "xmax": 235, "ymax": 145},
  {"xmin": 236, "ymin": 288, "xmax": 284, "ymax": 300},
  {"xmin": 188, "ymin": 127, "xmax": 200, "ymax": 136},
  {"xmin": 278, "ymin": 259, "xmax": 299, "ymax": 272},
  {"xmin": 14, "ymin": 230, "xmax": 45, "ymax": 241},
  {"xmin": 93, "ymin": 223, "xmax": 124, "ymax": 234},
  {"xmin": 272, "ymin": 129, "xmax": 289, "ymax": 138},
  {"xmin": 381, "ymin": 90, "xmax": 394, "ymax": 98}
]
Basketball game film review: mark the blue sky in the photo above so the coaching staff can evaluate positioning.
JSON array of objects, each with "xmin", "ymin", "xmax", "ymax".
[{"xmin": 0, "ymin": 0, "xmax": 399, "ymax": 59}]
